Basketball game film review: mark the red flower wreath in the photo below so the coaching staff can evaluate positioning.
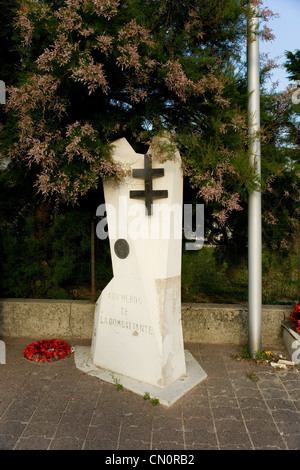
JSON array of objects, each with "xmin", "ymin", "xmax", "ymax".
[
  {"xmin": 24, "ymin": 339, "xmax": 71, "ymax": 362},
  {"xmin": 290, "ymin": 301, "xmax": 300, "ymax": 333}
]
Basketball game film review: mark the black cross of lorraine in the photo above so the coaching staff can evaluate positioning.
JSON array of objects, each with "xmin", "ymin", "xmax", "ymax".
[{"xmin": 130, "ymin": 154, "xmax": 168, "ymax": 216}]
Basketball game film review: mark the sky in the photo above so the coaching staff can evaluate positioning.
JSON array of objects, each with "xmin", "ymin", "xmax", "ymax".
[{"xmin": 259, "ymin": 0, "xmax": 300, "ymax": 91}]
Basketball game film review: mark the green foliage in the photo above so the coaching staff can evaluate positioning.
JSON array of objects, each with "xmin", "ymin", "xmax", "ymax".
[
  {"xmin": 0, "ymin": 208, "xmax": 92, "ymax": 298},
  {"xmin": 247, "ymin": 373, "xmax": 260, "ymax": 383},
  {"xmin": 240, "ymin": 343, "xmax": 251, "ymax": 359},
  {"xmin": 284, "ymin": 50, "xmax": 300, "ymax": 81},
  {"xmin": 143, "ymin": 392, "xmax": 160, "ymax": 405},
  {"xmin": 181, "ymin": 246, "xmax": 297, "ymax": 304},
  {"xmin": 1, "ymin": 0, "xmax": 255, "ymax": 210},
  {"xmin": 254, "ymin": 349, "xmax": 273, "ymax": 361},
  {"xmin": 238, "ymin": 344, "xmax": 273, "ymax": 362},
  {"xmin": 0, "ymin": 1, "xmax": 298, "ymax": 302},
  {"xmin": 0, "ymin": 156, "xmax": 112, "ymax": 299},
  {"xmin": 0, "ymin": 0, "xmax": 20, "ymax": 88},
  {"xmin": 111, "ymin": 375, "xmax": 124, "ymax": 391}
]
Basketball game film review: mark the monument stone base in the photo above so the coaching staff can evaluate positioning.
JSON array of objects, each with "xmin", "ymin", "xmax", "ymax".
[{"xmin": 74, "ymin": 346, "xmax": 207, "ymax": 407}]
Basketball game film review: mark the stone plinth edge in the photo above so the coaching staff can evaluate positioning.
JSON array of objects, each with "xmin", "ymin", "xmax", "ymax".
[{"xmin": 74, "ymin": 346, "xmax": 207, "ymax": 407}]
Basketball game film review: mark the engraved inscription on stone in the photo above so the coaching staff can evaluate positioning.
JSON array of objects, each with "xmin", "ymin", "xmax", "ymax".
[
  {"xmin": 114, "ymin": 238, "xmax": 130, "ymax": 259},
  {"xmin": 108, "ymin": 292, "xmax": 142, "ymax": 304},
  {"xmin": 100, "ymin": 315, "xmax": 154, "ymax": 335}
]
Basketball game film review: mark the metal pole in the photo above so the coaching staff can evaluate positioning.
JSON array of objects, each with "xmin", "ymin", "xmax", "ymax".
[{"xmin": 247, "ymin": 1, "xmax": 262, "ymax": 355}]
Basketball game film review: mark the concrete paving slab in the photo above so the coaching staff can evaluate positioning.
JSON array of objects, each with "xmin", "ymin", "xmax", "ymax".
[{"xmin": 1, "ymin": 337, "xmax": 300, "ymax": 451}]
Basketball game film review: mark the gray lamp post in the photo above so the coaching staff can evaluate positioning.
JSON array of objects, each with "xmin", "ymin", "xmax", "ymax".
[{"xmin": 247, "ymin": 1, "xmax": 262, "ymax": 356}]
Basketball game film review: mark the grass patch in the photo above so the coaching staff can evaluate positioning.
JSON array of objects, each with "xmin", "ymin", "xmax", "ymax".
[
  {"xmin": 233, "ymin": 344, "xmax": 276, "ymax": 365},
  {"xmin": 110, "ymin": 374, "xmax": 124, "ymax": 391},
  {"xmin": 143, "ymin": 392, "xmax": 160, "ymax": 406}
]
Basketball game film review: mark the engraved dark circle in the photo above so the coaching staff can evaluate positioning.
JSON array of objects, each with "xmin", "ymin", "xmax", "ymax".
[{"xmin": 114, "ymin": 239, "xmax": 130, "ymax": 259}]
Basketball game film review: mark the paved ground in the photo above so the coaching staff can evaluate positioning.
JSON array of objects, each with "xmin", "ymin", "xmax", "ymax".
[{"xmin": 0, "ymin": 337, "xmax": 300, "ymax": 451}]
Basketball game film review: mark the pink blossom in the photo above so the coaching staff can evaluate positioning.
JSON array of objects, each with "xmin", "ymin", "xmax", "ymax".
[
  {"xmin": 117, "ymin": 44, "xmax": 141, "ymax": 70},
  {"xmin": 95, "ymin": 35, "xmax": 113, "ymax": 55},
  {"xmin": 87, "ymin": 0, "xmax": 120, "ymax": 19},
  {"xmin": 165, "ymin": 60, "xmax": 193, "ymax": 101},
  {"xmin": 71, "ymin": 57, "xmax": 109, "ymax": 94}
]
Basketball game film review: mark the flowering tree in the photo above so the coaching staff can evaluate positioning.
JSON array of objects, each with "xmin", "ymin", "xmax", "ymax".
[
  {"xmin": 1, "ymin": 0, "xmax": 299, "ymax": 300},
  {"xmin": 2, "ymin": 0, "xmax": 298, "ymax": 230},
  {"xmin": 3, "ymin": 0, "xmax": 249, "ymax": 210}
]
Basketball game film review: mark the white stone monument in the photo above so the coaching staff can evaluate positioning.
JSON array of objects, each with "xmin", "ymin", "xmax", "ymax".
[{"xmin": 75, "ymin": 136, "xmax": 206, "ymax": 406}]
